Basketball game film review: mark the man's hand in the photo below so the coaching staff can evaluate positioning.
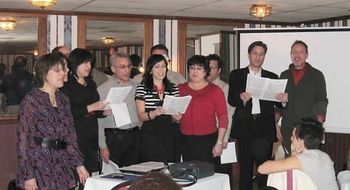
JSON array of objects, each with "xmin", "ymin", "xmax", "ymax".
[
  {"xmin": 240, "ymin": 92, "xmax": 252, "ymax": 104},
  {"xmin": 275, "ymin": 93, "xmax": 288, "ymax": 103},
  {"xmin": 100, "ymin": 147, "xmax": 110, "ymax": 163}
]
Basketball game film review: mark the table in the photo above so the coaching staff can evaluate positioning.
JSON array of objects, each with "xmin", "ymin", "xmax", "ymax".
[{"xmin": 84, "ymin": 173, "xmax": 230, "ymax": 190}]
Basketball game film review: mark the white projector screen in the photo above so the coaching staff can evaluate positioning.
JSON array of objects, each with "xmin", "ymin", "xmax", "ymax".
[{"xmin": 236, "ymin": 28, "xmax": 350, "ymax": 134}]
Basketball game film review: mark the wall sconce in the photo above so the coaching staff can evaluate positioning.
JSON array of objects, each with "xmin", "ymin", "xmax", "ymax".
[
  {"xmin": 29, "ymin": 0, "xmax": 57, "ymax": 9},
  {"xmin": 250, "ymin": 4, "xmax": 272, "ymax": 19},
  {"xmin": 102, "ymin": 37, "xmax": 115, "ymax": 45},
  {"xmin": 0, "ymin": 19, "xmax": 16, "ymax": 31},
  {"xmin": 33, "ymin": 49, "xmax": 39, "ymax": 56}
]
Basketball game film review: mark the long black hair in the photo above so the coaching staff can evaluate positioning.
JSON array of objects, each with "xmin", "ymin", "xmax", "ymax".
[{"xmin": 141, "ymin": 54, "xmax": 173, "ymax": 92}]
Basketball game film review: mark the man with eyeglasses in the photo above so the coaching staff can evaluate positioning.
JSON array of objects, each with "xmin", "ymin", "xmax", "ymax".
[
  {"xmin": 133, "ymin": 44, "xmax": 186, "ymax": 85},
  {"xmin": 228, "ymin": 41, "xmax": 282, "ymax": 190},
  {"xmin": 206, "ymin": 54, "xmax": 235, "ymax": 188},
  {"xmin": 97, "ymin": 52, "xmax": 140, "ymax": 167}
]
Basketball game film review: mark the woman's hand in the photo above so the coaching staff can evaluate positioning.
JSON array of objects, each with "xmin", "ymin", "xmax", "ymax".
[
  {"xmin": 103, "ymin": 109, "xmax": 112, "ymax": 116},
  {"xmin": 212, "ymin": 143, "xmax": 223, "ymax": 157},
  {"xmin": 150, "ymin": 107, "xmax": 166, "ymax": 119},
  {"xmin": 24, "ymin": 178, "xmax": 38, "ymax": 190},
  {"xmin": 87, "ymin": 101, "xmax": 106, "ymax": 112},
  {"xmin": 172, "ymin": 112, "xmax": 182, "ymax": 123},
  {"xmin": 275, "ymin": 124, "xmax": 283, "ymax": 143},
  {"xmin": 76, "ymin": 165, "xmax": 89, "ymax": 185}
]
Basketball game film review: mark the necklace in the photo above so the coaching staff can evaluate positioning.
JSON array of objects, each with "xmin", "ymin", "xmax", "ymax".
[{"xmin": 154, "ymin": 84, "xmax": 165, "ymax": 94}]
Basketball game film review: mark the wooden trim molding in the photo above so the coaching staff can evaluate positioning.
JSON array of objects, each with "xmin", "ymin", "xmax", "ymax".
[
  {"xmin": 38, "ymin": 17, "xmax": 47, "ymax": 56},
  {"xmin": 77, "ymin": 16, "xmax": 86, "ymax": 48},
  {"xmin": 177, "ymin": 20, "xmax": 186, "ymax": 76},
  {"xmin": 143, "ymin": 19, "xmax": 153, "ymax": 62}
]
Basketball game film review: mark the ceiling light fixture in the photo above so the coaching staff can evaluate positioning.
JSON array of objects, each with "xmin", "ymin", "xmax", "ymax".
[
  {"xmin": 102, "ymin": 37, "xmax": 115, "ymax": 45},
  {"xmin": 0, "ymin": 19, "xmax": 16, "ymax": 31},
  {"xmin": 29, "ymin": 0, "xmax": 57, "ymax": 9},
  {"xmin": 250, "ymin": 4, "xmax": 272, "ymax": 20}
]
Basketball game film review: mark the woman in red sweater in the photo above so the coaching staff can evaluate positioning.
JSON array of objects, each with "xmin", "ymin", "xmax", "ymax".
[{"xmin": 178, "ymin": 55, "xmax": 228, "ymax": 171}]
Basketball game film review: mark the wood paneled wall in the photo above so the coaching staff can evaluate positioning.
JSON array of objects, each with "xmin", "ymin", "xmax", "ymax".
[{"xmin": 322, "ymin": 132, "xmax": 350, "ymax": 173}]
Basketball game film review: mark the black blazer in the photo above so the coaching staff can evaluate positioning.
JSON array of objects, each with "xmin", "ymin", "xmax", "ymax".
[{"xmin": 228, "ymin": 67, "xmax": 281, "ymax": 142}]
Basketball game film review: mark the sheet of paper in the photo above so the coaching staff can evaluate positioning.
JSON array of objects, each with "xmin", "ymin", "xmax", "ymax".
[
  {"xmin": 162, "ymin": 95, "xmax": 192, "ymax": 114},
  {"xmin": 104, "ymin": 86, "xmax": 132, "ymax": 105},
  {"xmin": 220, "ymin": 142, "xmax": 237, "ymax": 164},
  {"xmin": 110, "ymin": 103, "xmax": 131, "ymax": 127},
  {"xmin": 246, "ymin": 74, "xmax": 287, "ymax": 102},
  {"xmin": 101, "ymin": 160, "xmax": 120, "ymax": 174},
  {"xmin": 118, "ymin": 161, "xmax": 165, "ymax": 173}
]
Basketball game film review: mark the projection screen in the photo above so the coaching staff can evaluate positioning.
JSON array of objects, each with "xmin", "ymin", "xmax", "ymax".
[{"xmin": 236, "ymin": 28, "xmax": 350, "ymax": 134}]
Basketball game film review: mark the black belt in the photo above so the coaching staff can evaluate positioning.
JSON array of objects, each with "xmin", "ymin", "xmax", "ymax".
[
  {"xmin": 251, "ymin": 114, "xmax": 261, "ymax": 120},
  {"xmin": 105, "ymin": 127, "xmax": 139, "ymax": 134},
  {"xmin": 33, "ymin": 137, "xmax": 67, "ymax": 150}
]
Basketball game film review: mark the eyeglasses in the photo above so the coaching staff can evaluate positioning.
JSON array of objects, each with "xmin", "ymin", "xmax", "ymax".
[
  {"xmin": 189, "ymin": 65, "xmax": 204, "ymax": 71},
  {"xmin": 115, "ymin": 64, "xmax": 132, "ymax": 70},
  {"xmin": 50, "ymin": 66, "xmax": 66, "ymax": 73},
  {"xmin": 210, "ymin": 66, "xmax": 219, "ymax": 69}
]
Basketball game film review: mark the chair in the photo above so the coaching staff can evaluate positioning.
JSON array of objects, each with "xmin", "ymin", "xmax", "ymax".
[
  {"xmin": 338, "ymin": 170, "xmax": 350, "ymax": 190},
  {"xmin": 267, "ymin": 169, "xmax": 317, "ymax": 190}
]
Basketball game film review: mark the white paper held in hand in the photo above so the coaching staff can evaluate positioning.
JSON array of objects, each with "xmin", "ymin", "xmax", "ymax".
[
  {"xmin": 220, "ymin": 142, "xmax": 237, "ymax": 164},
  {"xmin": 162, "ymin": 95, "xmax": 192, "ymax": 115},
  {"xmin": 101, "ymin": 160, "xmax": 120, "ymax": 174},
  {"xmin": 246, "ymin": 74, "xmax": 287, "ymax": 102},
  {"xmin": 104, "ymin": 86, "xmax": 133, "ymax": 127},
  {"xmin": 104, "ymin": 86, "xmax": 132, "ymax": 105},
  {"xmin": 110, "ymin": 103, "xmax": 131, "ymax": 127}
]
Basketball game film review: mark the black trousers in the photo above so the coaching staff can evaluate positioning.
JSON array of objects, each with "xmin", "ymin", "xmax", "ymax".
[
  {"xmin": 237, "ymin": 137, "xmax": 272, "ymax": 190},
  {"xmin": 105, "ymin": 128, "xmax": 140, "ymax": 167},
  {"xmin": 181, "ymin": 132, "xmax": 221, "ymax": 171}
]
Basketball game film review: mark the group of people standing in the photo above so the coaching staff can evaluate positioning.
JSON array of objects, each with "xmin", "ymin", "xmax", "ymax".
[{"xmin": 16, "ymin": 40, "xmax": 336, "ymax": 190}]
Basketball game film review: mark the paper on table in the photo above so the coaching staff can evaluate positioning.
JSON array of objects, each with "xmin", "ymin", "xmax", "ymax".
[
  {"xmin": 110, "ymin": 103, "xmax": 131, "ymax": 127},
  {"xmin": 220, "ymin": 142, "xmax": 237, "ymax": 164},
  {"xmin": 118, "ymin": 161, "xmax": 165, "ymax": 173},
  {"xmin": 246, "ymin": 74, "xmax": 287, "ymax": 102},
  {"xmin": 162, "ymin": 95, "xmax": 192, "ymax": 114},
  {"xmin": 101, "ymin": 160, "xmax": 120, "ymax": 174}
]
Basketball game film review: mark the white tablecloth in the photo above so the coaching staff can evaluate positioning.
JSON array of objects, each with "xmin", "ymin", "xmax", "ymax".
[{"xmin": 84, "ymin": 173, "xmax": 230, "ymax": 190}]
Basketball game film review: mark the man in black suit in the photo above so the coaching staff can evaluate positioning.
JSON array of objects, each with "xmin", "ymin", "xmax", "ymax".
[{"xmin": 228, "ymin": 41, "xmax": 281, "ymax": 190}]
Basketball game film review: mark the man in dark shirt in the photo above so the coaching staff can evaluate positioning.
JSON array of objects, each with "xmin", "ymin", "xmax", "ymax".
[
  {"xmin": 275, "ymin": 40, "xmax": 328, "ymax": 153},
  {"xmin": 1, "ymin": 56, "xmax": 33, "ymax": 114}
]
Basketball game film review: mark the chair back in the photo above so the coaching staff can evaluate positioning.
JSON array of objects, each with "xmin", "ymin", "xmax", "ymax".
[{"xmin": 267, "ymin": 169, "xmax": 318, "ymax": 190}]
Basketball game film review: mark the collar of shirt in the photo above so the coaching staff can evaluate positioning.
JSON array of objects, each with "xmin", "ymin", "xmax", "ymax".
[
  {"xmin": 112, "ymin": 76, "xmax": 133, "ymax": 87},
  {"xmin": 291, "ymin": 63, "xmax": 308, "ymax": 85},
  {"xmin": 248, "ymin": 66, "xmax": 262, "ymax": 77}
]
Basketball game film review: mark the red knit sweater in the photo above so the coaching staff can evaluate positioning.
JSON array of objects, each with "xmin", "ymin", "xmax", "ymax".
[{"xmin": 179, "ymin": 82, "xmax": 228, "ymax": 136}]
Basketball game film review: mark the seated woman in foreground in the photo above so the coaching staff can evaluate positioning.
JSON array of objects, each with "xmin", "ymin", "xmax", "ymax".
[{"xmin": 258, "ymin": 119, "xmax": 338, "ymax": 190}]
